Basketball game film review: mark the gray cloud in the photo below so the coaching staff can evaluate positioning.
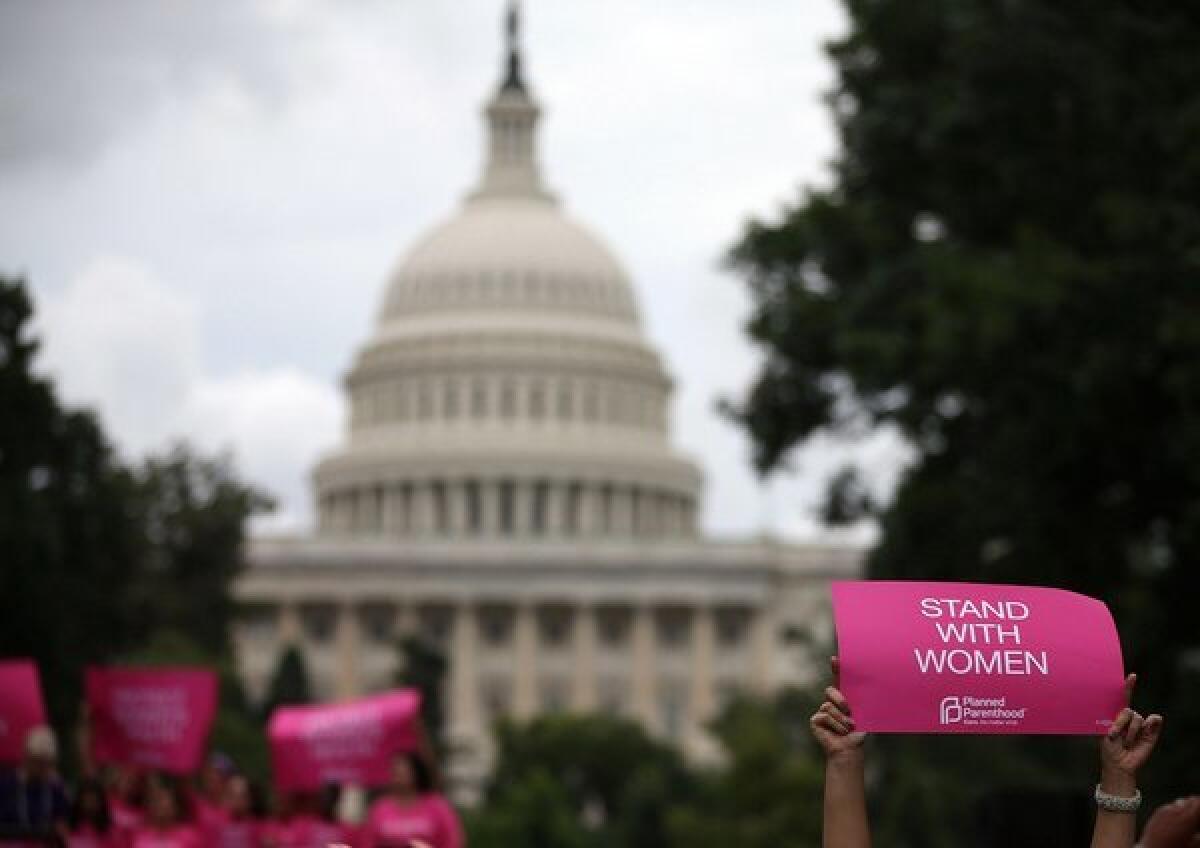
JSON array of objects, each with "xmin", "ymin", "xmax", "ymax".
[{"xmin": 0, "ymin": 0, "xmax": 302, "ymax": 169}]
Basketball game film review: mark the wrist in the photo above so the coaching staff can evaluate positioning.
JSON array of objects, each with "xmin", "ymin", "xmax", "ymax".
[
  {"xmin": 1099, "ymin": 769, "xmax": 1137, "ymax": 797},
  {"xmin": 827, "ymin": 748, "xmax": 865, "ymax": 769}
]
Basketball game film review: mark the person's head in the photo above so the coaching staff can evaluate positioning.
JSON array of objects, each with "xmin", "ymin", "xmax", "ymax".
[
  {"xmin": 70, "ymin": 778, "xmax": 112, "ymax": 833},
  {"xmin": 146, "ymin": 774, "xmax": 191, "ymax": 828},
  {"xmin": 319, "ymin": 783, "xmax": 342, "ymax": 822},
  {"xmin": 390, "ymin": 752, "xmax": 432, "ymax": 797},
  {"xmin": 224, "ymin": 775, "xmax": 264, "ymax": 820},
  {"xmin": 199, "ymin": 752, "xmax": 235, "ymax": 801},
  {"xmin": 22, "ymin": 726, "xmax": 58, "ymax": 780}
]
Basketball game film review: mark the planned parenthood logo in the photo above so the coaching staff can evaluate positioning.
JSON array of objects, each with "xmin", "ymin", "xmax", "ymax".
[{"xmin": 939, "ymin": 695, "xmax": 1028, "ymax": 727}]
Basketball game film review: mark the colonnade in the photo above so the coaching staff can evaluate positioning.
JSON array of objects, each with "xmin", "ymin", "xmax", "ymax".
[
  {"xmin": 317, "ymin": 479, "xmax": 697, "ymax": 539},
  {"xmin": 251, "ymin": 598, "xmax": 774, "ymax": 747}
]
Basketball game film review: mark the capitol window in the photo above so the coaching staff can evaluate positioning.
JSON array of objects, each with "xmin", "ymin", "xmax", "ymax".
[
  {"xmin": 655, "ymin": 608, "xmax": 691, "ymax": 650},
  {"xmin": 596, "ymin": 607, "xmax": 630, "ymax": 648},
  {"xmin": 557, "ymin": 382, "xmax": 573, "ymax": 419},
  {"xmin": 529, "ymin": 381, "xmax": 546, "ymax": 419},
  {"xmin": 444, "ymin": 381, "xmax": 460, "ymax": 419},
  {"xmin": 465, "ymin": 481, "xmax": 483, "ymax": 532},
  {"xmin": 537, "ymin": 607, "xmax": 571, "ymax": 649},
  {"xmin": 470, "ymin": 380, "xmax": 488, "ymax": 418},
  {"xmin": 360, "ymin": 603, "xmax": 395, "ymax": 645},
  {"xmin": 498, "ymin": 480, "xmax": 516, "ymax": 534},
  {"xmin": 480, "ymin": 606, "xmax": 513, "ymax": 647},
  {"xmin": 300, "ymin": 604, "xmax": 336, "ymax": 645},
  {"xmin": 531, "ymin": 481, "xmax": 549, "ymax": 533},
  {"xmin": 716, "ymin": 608, "xmax": 750, "ymax": 650},
  {"xmin": 499, "ymin": 380, "xmax": 517, "ymax": 419}
]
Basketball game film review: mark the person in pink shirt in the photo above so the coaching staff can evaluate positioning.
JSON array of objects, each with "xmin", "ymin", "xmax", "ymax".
[
  {"xmin": 193, "ymin": 753, "xmax": 237, "ymax": 836},
  {"xmin": 65, "ymin": 778, "xmax": 121, "ymax": 848},
  {"xmin": 204, "ymin": 774, "xmax": 267, "ymax": 848},
  {"xmin": 104, "ymin": 765, "xmax": 146, "ymax": 843},
  {"xmin": 360, "ymin": 753, "xmax": 463, "ymax": 848},
  {"xmin": 128, "ymin": 775, "xmax": 203, "ymax": 848},
  {"xmin": 265, "ymin": 789, "xmax": 355, "ymax": 848}
]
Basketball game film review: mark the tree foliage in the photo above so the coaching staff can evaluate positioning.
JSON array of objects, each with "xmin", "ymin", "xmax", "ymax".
[
  {"xmin": 727, "ymin": 0, "xmax": 1200, "ymax": 841},
  {"xmin": 262, "ymin": 643, "xmax": 314, "ymax": 718},
  {"xmin": 395, "ymin": 635, "xmax": 449, "ymax": 762},
  {"xmin": 0, "ymin": 275, "xmax": 271, "ymax": 764}
]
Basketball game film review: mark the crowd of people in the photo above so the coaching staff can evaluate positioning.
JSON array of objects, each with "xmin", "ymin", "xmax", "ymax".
[
  {"xmin": 811, "ymin": 657, "xmax": 1198, "ymax": 848},
  {"xmin": 0, "ymin": 718, "xmax": 462, "ymax": 848}
]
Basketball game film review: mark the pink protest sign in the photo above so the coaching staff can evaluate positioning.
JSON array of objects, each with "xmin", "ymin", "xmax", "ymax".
[
  {"xmin": 86, "ymin": 666, "xmax": 218, "ymax": 773},
  {"xmin": 831, "ymin": 581, "xmax": 1125, "ymax": 734},
  {"xmin": 268, "ymin": 690, "xmax": 422, "ymax": 791},
  {"xmin": 0, "ymin": 660, "xmax": 47, "ymax": 763}
]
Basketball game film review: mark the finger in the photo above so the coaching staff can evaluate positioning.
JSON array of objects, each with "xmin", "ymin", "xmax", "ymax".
[
  {"xmin": 1123, "ymin": 711, "xmax": 1145, "ymax": 747},
  {"xmin": 831, "ymin": 655, "xmax": 841, "ymax": 687},
  {"xmin": 812, "ymin": 711, "xmax": 851, "ymax": 736},
  {"xmin": 825, "ymin": 686, "xmax": 852, "ymax": 715},
  {"xmin": 1123, "ymin": 673, "xmax": 1137, "ymax": 707},
  {"xmin": 1141, "ymin": 714, "xmax": 1165, "ymax": 749},
  {"xmin": 820, "ymin": 701, "xmax": 855, "ymax": 729},
  {"xmin": 1109, "ymin": 707, "xmax": 1133, "ymax": 739}
]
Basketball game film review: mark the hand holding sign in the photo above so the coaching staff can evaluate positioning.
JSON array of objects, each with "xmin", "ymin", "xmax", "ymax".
[
  {"xmin": 809, "ymin": 657, "xmax": 866, "ymax": 760},
  {"xmin": 1099, "ymin": 673, "xmax": 1165, "ymax": 795}
]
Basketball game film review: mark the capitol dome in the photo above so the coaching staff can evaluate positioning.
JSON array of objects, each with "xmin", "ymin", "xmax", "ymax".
[{"xmin": 313, "ymin": 14, "xmax": 702, "ymax": 542}]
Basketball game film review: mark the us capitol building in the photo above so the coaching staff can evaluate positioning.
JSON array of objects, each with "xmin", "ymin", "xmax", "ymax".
[{"xmin": 233, "ymin": 8, "xmax": 860, "ymax": 800}]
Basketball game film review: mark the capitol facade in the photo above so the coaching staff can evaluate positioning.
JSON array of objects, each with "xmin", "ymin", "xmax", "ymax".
[{"xmin": 233, "ymin": 9, "xmax": 860, "ymax": 801}]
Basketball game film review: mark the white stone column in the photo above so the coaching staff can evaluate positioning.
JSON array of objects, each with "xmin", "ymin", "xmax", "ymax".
[
  {"xmin": 632, "ymin": 604, "xmax": 657, "ymax": 729},
  {"xmin": 571, "ymin": 604, "xmax": 597, "ymax": 711},
  {"xmin": 334, "ymin": 601, "xmax": 361, "ymax": 699},
  {"xmin": 449, "ymin": 602, "xmax": 481, "ymax": 740},
  {"xmin": 689, "ymin": 605, "xmax": 716, "ymax": 733},
  {"xmin": 750, "ymin": 606, "xmax": 775, "ymax": 695},
  {"xmin": 513, "ymin": 602, "xmax": 537, "ymax": 720},
  {"xmin": 279, "ymin": 601, "xmax": 302, "ymax": 645}
]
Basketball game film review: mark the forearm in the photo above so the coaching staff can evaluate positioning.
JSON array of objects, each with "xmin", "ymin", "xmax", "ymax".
[
  {"xmin": 1089, "ymin": 770, "xmax": 1138, "ymax": 848},
  {"xmin": 823, "ymin": 753, "xmax": 871, "ymax": 848}
]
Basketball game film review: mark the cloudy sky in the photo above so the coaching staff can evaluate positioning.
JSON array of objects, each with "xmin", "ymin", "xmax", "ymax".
[{"xmin": 0, "ymin": 0, "xmax": 907, "ymax": 540}]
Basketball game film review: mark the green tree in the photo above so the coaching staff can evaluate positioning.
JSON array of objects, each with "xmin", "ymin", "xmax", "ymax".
[
  {"xmin": 668, "ymin": 691, "xmax": 824, "ymax": 848},
  {"xmin": 395, "ymin": 635, "xmax": 448, "ymax": 760},
  {"xmin": 0, "ymin": 276, "xmax": 144, "ymax": 736},
  {"xmin": 262, "ymin": 643, "xmax": 314, "ymax": 717},
  {"xmin": 468, "ymin": 769, "xmax": 592, "ymax": 848},
  {"xmin": 0, "ymin": 275, "xmax": 272, "ymax": 765},
  {"xmin": 727, "ymin": 0, "xmax": 1200, "ymax": 841},
  {"xmin": 129, "ymin": 446, "xmax": 273, "ymax": 656},
  {"xmin": 470, "ymin": 713, "xmax": 693, "ymax": 848}
]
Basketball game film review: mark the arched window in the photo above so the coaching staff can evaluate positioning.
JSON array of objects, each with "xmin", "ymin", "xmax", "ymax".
[
  {"xmin": 529, "ymin": 381, "xmax": 546, "ymax": 420},
  {"xmin": 557, "ymin": 381, "xmax": 573, "ymax": 420},
  {"xmin": 499, "ymin": 381, "xmax": 517, "ymax": 419},
  {"xmin": 471, "ymin": 380, "xmax": 488, "ymax": 418},
  {"xmin": 465, "ymin": 481, "xmax": 482, "ymax": 533},
  {"xmin": 531, "ymin": 481, "xmax": 549, "ymax": 534},
  {"xmin": 498, "ymin": 480, "xmax": 516, "ymax": 534}
]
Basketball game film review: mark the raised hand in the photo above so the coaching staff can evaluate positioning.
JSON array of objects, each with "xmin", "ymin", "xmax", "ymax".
[
  {"xmin": 810, "ymin": 656, "xmax": 867, "ymax": 760},
  {"xmin": 1100, "ymin": 673, "xmax": 1164, "ymax": 793}
]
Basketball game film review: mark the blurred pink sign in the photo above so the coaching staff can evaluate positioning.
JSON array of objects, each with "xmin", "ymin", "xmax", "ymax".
[
  {"xmin": 831, "ymin": 581, "xmax": 1125, "ymax": 734},
  {"xmin": 268, "ymin": 689, "xmax": 422, "ymax": 790},
  {"xmin": 86, "ymin": 666, "xmax": 218, "ymax": 773},
  {"xmin": 0, "ymin": 660, "xmax": 47, "ymax": 763}
]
